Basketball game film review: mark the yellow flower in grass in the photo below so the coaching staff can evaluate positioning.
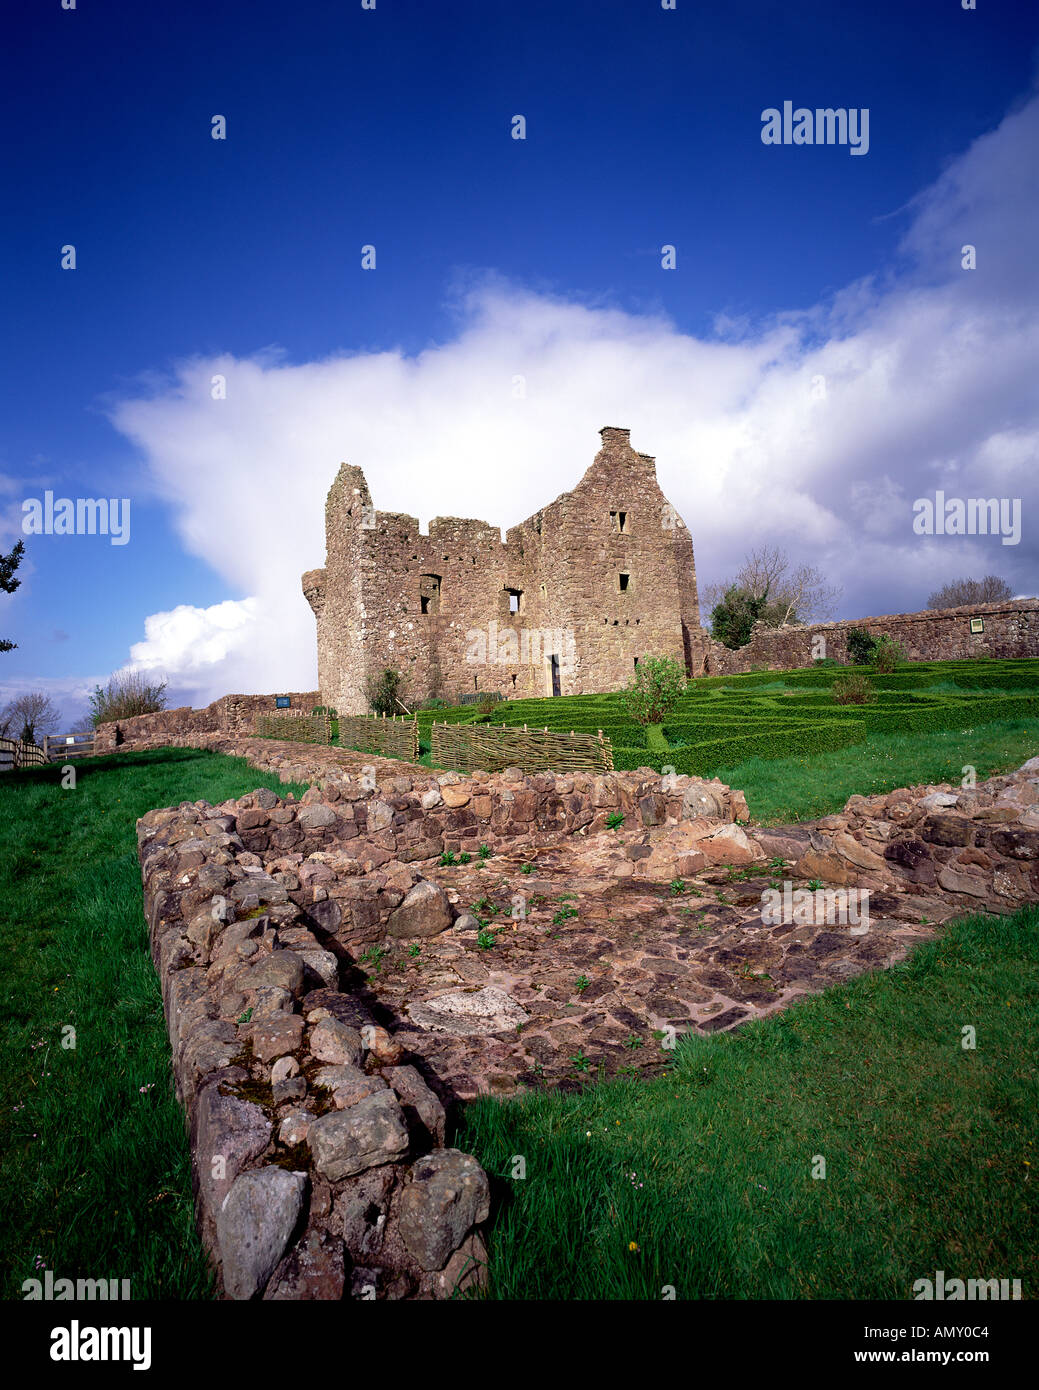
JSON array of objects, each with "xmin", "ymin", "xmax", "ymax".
[{"xmin": 628, "ymin": 1241, "xmax": 640, "ymax": 1252}]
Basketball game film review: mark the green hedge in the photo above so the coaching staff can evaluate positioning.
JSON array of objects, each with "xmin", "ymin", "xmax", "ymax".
[
  {"xmin": 613, "ymin": 721, "xmax": 864, "ymax": 776},
  {"xmin": 863, "ymin": 694, "xmax": 1039, "ymax": 735},
  {"xmin": 405, "ymin": 660, "xmax": 1038, "ymax": 775}
]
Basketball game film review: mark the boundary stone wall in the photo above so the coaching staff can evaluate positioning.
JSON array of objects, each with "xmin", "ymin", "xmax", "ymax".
[
  {"xmin": 702, "ymin": 599, "xmax": 1039, "ymax": 675},
  {"xmin": 95, "ymin": 692, "xmax": 321, "ymax": 754}
]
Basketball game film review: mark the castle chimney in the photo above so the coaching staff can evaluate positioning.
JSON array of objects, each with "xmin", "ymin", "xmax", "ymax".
[{"xmin": 599, "ymin": 426, "xmax": 631, "ymax": 447}]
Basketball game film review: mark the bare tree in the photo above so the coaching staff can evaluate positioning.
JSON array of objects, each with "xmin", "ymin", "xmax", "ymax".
[
  {"xmin": 927, "ymin": 575, "xmax": 1014, "ymax": 610},
  {"xmin": 1, "ymin": 691, "xmax": 62, "ymax": 744},
  {"xmin": 701, "ymin": 546, "xmax": 842, "ymax": 627}
]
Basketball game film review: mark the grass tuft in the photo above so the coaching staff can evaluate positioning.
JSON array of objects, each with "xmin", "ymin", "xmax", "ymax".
[{"xmin": 0, "ymin": 748, "xmax": 308, "ymax": 1299}]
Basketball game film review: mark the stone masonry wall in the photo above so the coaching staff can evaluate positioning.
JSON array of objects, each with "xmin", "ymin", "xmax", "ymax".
[
  {"xmin": 703, "ymin": 599, "xmax": 1039, "ymax": 675},
  {"xmin": 95, "ymin": 692, "xmax": 321, "ymax": 754},
  {"xmin": 303, "ymin": 426, "xmax": 705, "ymax": 715}
]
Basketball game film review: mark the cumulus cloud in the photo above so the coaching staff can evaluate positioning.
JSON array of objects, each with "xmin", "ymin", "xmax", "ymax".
[
  {"xmin": 126, "ymin": 599, "xmax": 263, "ymax": 683},
  {"xmin": 101, "ymin": 91, "xmax": 1038, "ymax": 704}
]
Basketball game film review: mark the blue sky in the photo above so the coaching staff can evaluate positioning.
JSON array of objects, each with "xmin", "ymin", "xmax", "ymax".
[{"xmin": 2, "ymin": 0, "xmax": 1037, "ymax": 723}]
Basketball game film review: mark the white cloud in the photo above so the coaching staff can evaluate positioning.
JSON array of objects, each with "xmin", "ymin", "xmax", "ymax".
[
  {"xmin": 98, "ymin": 91, "xmax": 1038, "ymax": 703},
  {"xmin": 126, "ymin": 599, "xmax": 263, "ymax": 681}
]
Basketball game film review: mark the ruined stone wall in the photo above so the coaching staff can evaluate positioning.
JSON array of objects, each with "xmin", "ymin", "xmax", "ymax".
[
  {"xmin": 136, "ymin": 757, "xmax": 744, "ymax": 1298},
  {"xmin": 139, "ymin": 793, "xmax": 492, "ymax": 1300},
  {"xmin": 703, "ymin": 599, "xmax": 1039, "ymax": 675},
  {"xmin": 304, "ymin": 427, "xmax": 702, "ymax": 714},
  {"xmin": 545, "ymin": 428, "xmax": 700, "ymax": 694},
  {"xmin": 94, "ymin": 692, "xmax": 321, "ymax": 753}
]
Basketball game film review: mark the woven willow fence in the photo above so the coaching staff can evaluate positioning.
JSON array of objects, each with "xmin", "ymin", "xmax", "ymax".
[
  {"xmin": 338, "ymin": 712, "xmax": 419, "ymax": 760},
  {"xmin": 254, "ymin": 710, "xmax": 331, "ymax": 744},
  {"xmin": 431, "ymin": 721, "xmax": 613, "ymax": 775},
  {"xmin": 0, "ymin": 736, "xmax": 47, "ymax": 771}
]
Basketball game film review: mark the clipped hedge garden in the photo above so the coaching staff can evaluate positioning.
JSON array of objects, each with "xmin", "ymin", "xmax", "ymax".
[{"xmin": 420, "ymin": 659, "xmax": 1039, "ymax": 778}]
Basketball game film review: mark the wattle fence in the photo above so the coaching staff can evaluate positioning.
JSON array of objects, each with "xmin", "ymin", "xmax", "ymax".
[
  {"xmin": 430, "ymin": 721, "xmax": 613, "ymax": 774},
  {"xmin": 254, "ymin": 710, "xmax": 331, "ymax": 744},
  {"xmin": 338, "ymin": 712, "xmax": 419, "ymax": 760}
]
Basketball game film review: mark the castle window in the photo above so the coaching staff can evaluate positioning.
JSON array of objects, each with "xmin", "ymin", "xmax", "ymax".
[
  {"xmin": 610, "ymin": 510, "xmax": 629, "ymax": 533},
  {"xmin": 419, "ymin": 574, "xmax": 442, "ymax": 615},
  {"xmin": 633, "ymin": 657, "xmax": 639, "ymax": 668},
  {"xmin": 507, "ymin": 588, "xmax": 523, "ymax": 614},
  {"xmin": 618, "ymin": 572, "xmax": 631, "ymax": 592}
]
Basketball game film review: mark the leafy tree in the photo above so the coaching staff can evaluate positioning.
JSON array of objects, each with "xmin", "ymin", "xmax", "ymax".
[
  {"xmin": 89, "ymin": 671, "xmax": 168, "ymax": 726},
  {"xmin": 1, "ymin": 538, "xmax": 25, "ymax": 654},
  {"xmin": 927, "ymin": 575, "xmax": 1013, "ymax": 610},
  {"xmin": 621, "ymin": 656, "xmax": 687, "ymax": 727},
  {"xmin": 367, "ymin": 667, "xmax": 407, "ymax": 716}
]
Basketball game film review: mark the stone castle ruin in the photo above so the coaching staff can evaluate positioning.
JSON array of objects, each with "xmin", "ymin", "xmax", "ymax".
[
  {"xmin": 302, "ymin": 426, "xmax": 1038, "ymax": 714},
  {"xmin": 303, "ymin": 427, "xmax": 702, "ymax": 714}
]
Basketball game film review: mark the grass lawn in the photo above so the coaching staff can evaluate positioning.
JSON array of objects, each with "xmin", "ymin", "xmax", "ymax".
[
  {"xmin": 0, "ymin": 748, "xmax": 307, "ymax": 1300},
  {"xmin": 720, "ymin": 718, "xmax": 1039, "ymax": 823},
  {"xmin": 457, "ymin": 905, "xmax": 1039, "ymax": 1299}
]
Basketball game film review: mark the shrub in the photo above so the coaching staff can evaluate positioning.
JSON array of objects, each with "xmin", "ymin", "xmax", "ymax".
[
  {"xmin": 832, "ymin": 673, "xmax": 876, "ymax": 705},
  {"xmin": 846, "ymin": 629, "xmax": 877, "ymax": 665},
  {"xmin": 367, "ymin": 668, "xmax": 406, "ymax": 715},
  {"xmin": 872, "ymin": 634, "xmax": 907, "ymax": 674},
  {"xmin": 621, "ymin": 656, "xmax": 687, "ymax": 726},
  {"xmin": 89, "ymin": 671, "xmax": 168, "ymax": 727},
  {"xmin": 711, "ymin": 587, "xmax": 772, "ymax": 649}
]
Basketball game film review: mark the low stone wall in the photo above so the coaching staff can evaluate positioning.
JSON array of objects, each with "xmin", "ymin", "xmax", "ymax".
[
  {"xmin": 140, "ymin": 796, "xmax": 490, "ymax": 1301},
  {"xmin": 95, "ymin": 691, "xmax": 321, "ymax": 753},
  {"xmin": 138, "ymin": 760, "xmax": 742, "ymax": 1299},
  {"xmin": 751, "ymin": 758, "xmax": 1039, "ymax": 914},
  {"xmin": 703, "ymin": 598, "xmax": 1039, "ymax": 675}
]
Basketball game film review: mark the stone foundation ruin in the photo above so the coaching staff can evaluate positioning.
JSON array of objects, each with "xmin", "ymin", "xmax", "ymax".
[{"xmin": 138, "ymin": 743, "xmax": 1039, "ymax": 1297}]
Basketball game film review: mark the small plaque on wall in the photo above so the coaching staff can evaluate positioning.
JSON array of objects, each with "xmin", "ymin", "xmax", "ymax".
[
  {"xmin": 276, "ymin": 696, "xmax": 291, "ymax": 708},
  {"xmin": 969, "ymin": 618, "xmax": 984, "ymax": 634}
]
